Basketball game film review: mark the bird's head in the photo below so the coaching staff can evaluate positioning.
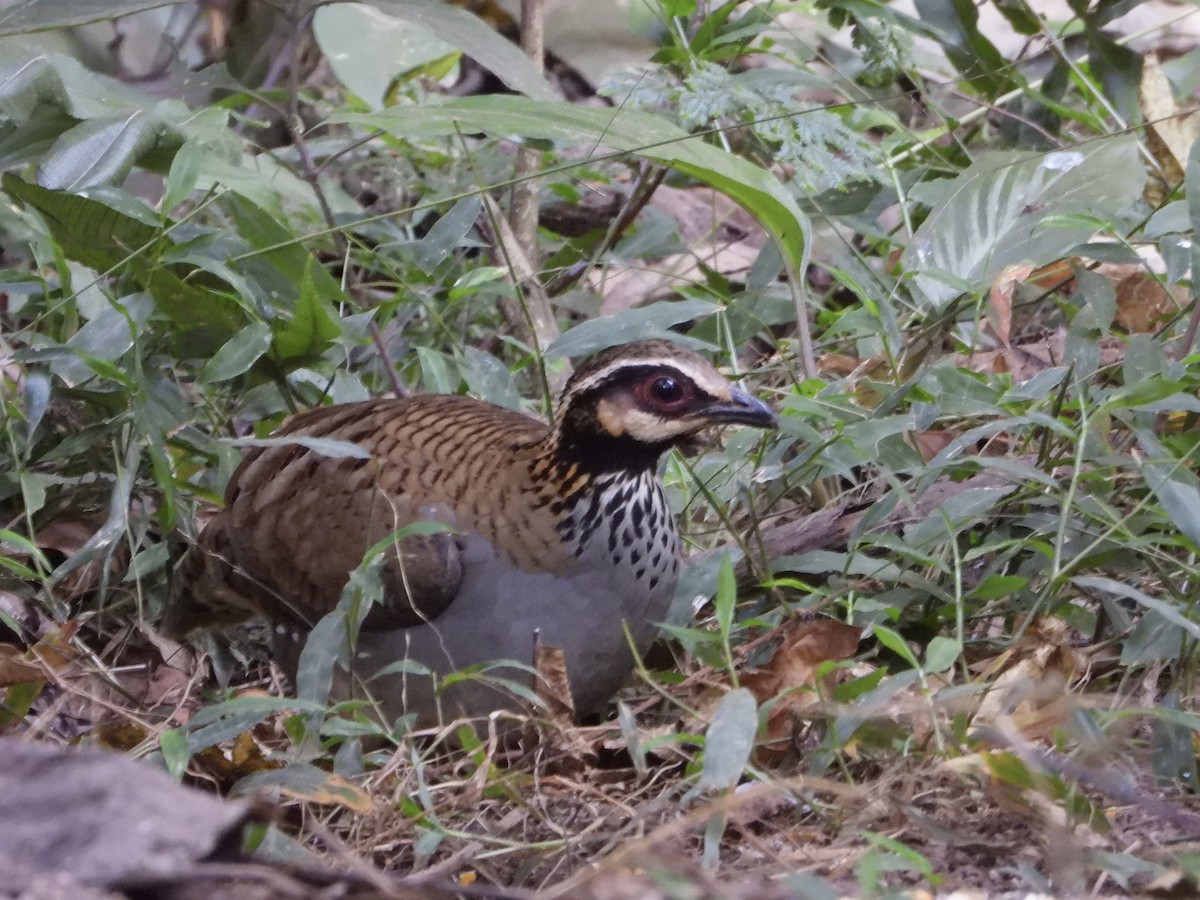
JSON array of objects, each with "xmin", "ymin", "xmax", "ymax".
[{"xmin": 553, "ymin": 339, "xmax": 777, "ymax": 472}]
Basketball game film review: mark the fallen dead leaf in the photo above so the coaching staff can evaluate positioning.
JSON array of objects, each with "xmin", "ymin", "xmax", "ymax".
[
  {"xmin": 1141, "ymin": 51, "xmax": 1200, "ymax": 206},
  {"xmin": 0, "ymin": 643, "xmax": 45, "ymax": 687},
  {"xmin": 34, "ymin": 519, "xmax": 131, "ymax": 600},
  {"xmin": 740, "ymin": 617, "xmax": 863, "ymax": 764},
  {"xmin": 535, "ymin": 643, "xmax": 575, "ymax": 723},
  {"xmin": 908, "ymin": 430, "xmax": 955, "ymax": 463},
  {"xmin": 589, "ymin": 185, "xmax": 768, "ymax": 314},
  {"xmin": 955, "ymin": 328, "xmax": 1126, "ymax": 380},
  {"xmin": 970, "ymin": 617, "xmax": 1086, "ymax": 730},
  {"xmin": 987, "ymin": 263, "xmax": 1038, "ymax": 346},
  {"xmin": 1110, "ymin": 266, "xmax": 1185, "ymax": 333}
]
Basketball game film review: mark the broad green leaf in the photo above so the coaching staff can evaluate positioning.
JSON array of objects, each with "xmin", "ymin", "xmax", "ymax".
[
  {"xmin": 461, "ymin": 346, "xmax": 522, "ymax": 410},
  {"xmin": 228, "ymin": 435, "xmax": 371, "ymax": 459},
  {"xmin": 700, "ymin": 688, "xmax": 757, "ymax": 790},
  {"xmin": 415, "ymin": 195, "xmax": 482, "ymax": 274},
  {"xmin": 547, "ymin": 300, "xmax": 720, "ymax": 358},
  {"xmin": 1187, "ymin": 137, "xmax": 1200, "ymax": 289},
  {"xmin": 159, "ymin": 728, "xmax": 191, "ymax": 781},
  {"xmin": 200, "ymin": 322, "xmax": 272, "ymax": 383},
  {"xmin": 39, "ymin": 110, "xmax": 173, "ymax": 190},
  {"xmin": 297, "ymin": 609, "xmax": 346, "ymax": 705},
  {"xmin": 222, "ymin": 194, "xmax": 343, "ymax": 362},
  {"xmin": 900, "ymin": 135, "xmax": 1141, "ymax": 310},
  {"xmin": 1134, "ymin": 429, "xmax": 1200, "ymax": 549},
  {"xmin": 913, "ymin": 0, "xmax": 1016, "ymax": 96},
  {"xmin": 273, "ymin": 271, "xmax": 343, "ymax": 363},
  {"xmin": 1122, "ymin": 610, "xmax": 1183, "ymax": 665},
  {"xmin": 0, "ymin": 0, "xmax": 189, "ymax": 35},
  {"xmin": 1073, "ymin": 576, "xmax": 1200, "ymax": 643},
  {"xmin": 2, "ymin": 174, "xmax": 244, "ymax": 330},
  {"xmin": 332, "ymin": 96, "xmax": 810, "ymax": 283},
  {"xmin": 182, "ymin": 695, "xmax": 325, "ymax": 754},
  {"xmin": 313, "ymin": 3, "xmax": 457, "ymax": 109},
  {"xmin": 1086, "ymin": 27, "xmax": 1141, "ymax": 123},
  {"xmin": 162, "ymin": 138, "xmax": 204, "ymax": 212},
  {"xmin": 923, "ymin": 636, "xmax": 961, "ymax": 674},
  {"xmin": 714, "ymin": 555, "xmax": 737, "ymax": 638},
  {"xmin": 0, "ymin": 51, "xmax": 148, "ymax": 122},
  {"xmin": 231, "ymin": 762, "xmax": 372, "ymax": 810},
  {"xmin": 873, "ymin": 625, "xmax": 921, "ymax": 669},
  {"xmin": 322, "ymin": 0, "xmax": 555, "ymax": 101},
  {"xmin": 53, "ymin": 293, "xmax": 154, "ymax": 387}
]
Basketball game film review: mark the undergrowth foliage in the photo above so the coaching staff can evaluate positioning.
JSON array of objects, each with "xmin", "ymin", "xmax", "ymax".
[{"xmin": 2, "ymin": 0, "xmax": 1200, "ymax": 895}]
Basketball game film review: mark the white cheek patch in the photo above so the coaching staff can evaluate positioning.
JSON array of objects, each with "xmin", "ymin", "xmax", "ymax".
[
  {"xmin": 595, "ymin": 398, "xmax": 624, "ymax": 436},
  {"xmin": 600, "ymin": 403, "xmax": 698, "ymax": 442}
]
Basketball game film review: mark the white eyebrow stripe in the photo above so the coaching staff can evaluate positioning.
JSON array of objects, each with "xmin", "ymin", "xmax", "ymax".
[{"xmin": 567, "ymin": 357, "xmax": 730, "ymax": 398}]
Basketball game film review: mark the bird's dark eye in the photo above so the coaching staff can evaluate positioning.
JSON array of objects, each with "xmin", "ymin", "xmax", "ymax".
[
  {"xmin": 651, "ymin": 376, "xmax": 682, "ymax": 403},
  {"xmin": 636, "ymin": 374, "xmax": 691, "ymax": 412}
]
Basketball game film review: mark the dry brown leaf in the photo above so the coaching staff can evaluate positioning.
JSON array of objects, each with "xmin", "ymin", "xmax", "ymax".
[
  {"xmin": 1141, "ymin": 52, "xmax": 1200, "ymax": 205},
  {"xmin": 955, "ymin": 328, "xmax": 1127, "ymax": 380},
  {"xmin": 34, "ymin": 519, "xmax": 130, "ymax": 600},
  {"xmin": 1111, "ymin": 267, "xmax": 1185, "ymax": 333},
  {"xmin": 909, "ymin": 430, "xmax": 954, "ymax": 463},
  {"xmin": 741, "ymin": 617, "xmax": 862, "ymax": 763},
  {"xmin": 971, "ymin": 617, "xmax": 1086, "ymax": 729},
  {"xmin": 0, "ymin": 643, "xmax": 45, "ymax": 687},
  {"xmin": 587, "ymin": 185, "xmax": 767, "ymax": 314},
  {"xmin": 590, "ymin": 242, "xmax": 761, "ymax": 315},
  {"xmin": 34, "ymin": 520, "xmax": 96, "ymax": 557},
  {"xmin": 987, "ymin": 263, "xmax": 1037, "ymax": 345},
  {"xmin": 275, "ymin": 771, "xmax": 374, "ymax": 813},
  {"xmin": 28, "ymin": 619, "xmax": 82, "ymax": 672},
  {"xmin": 534, "ymin": 643, "xmax": 575, "ymax": 723},
  {"xmin": 816, "ymin": 353, "xmax": 864, "ymax": 378}
]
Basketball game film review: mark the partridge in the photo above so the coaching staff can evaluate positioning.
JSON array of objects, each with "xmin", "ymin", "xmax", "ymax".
[{"xmin": 169, "ymin": 340, "xmax": 776, "ymax": 723}]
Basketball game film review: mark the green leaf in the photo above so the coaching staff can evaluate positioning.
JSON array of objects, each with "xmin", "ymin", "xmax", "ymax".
[
  {"xmin": 923, "ymin": 636, "xmax": 961, "ymax": 674},
  {"xmin": 183, "ymin": 695, "xmax": 325, "ymax": 754},
  {"xmin": 900, "ymin": 135, "xmax": 1141, "ymax": 310},
  {"xmin": 228, "ymin": 435, "xmax": 371, "ymax": 459},
  {"xmin": 873, "ymin": 625, "xmax": 921, "ymax": 669},
  {"xmin": 199, "ymin": 322, "xmax": 273, "ymax": 383},
  {"xmin": 159, "ymin": 727, "xmax": 191, "ymax": 781},
  {"xmin": 1073, "ymin": 576, "xmax": 1200, "ymax": 643},
  {"xmin": 1134, "ymin": 429, "xmax": 1200, "ymax": 549},
  {"xmin": 415, "ymin": 196, "xmax": 482, "ymax": 274},
  {"xmin": 329, "ymin": 0, "xmax": 555, "ymax": 101},
  {"xmin": 0, "ymin": 0, "xmax": 190, "ymax": 35},
  {"xmin": 272, "ymin": 268, "xmax": 343, "ymax": 363},
  {"xmin": 332, "ymin": 96, "xmax": 810, "ymax": 285},
  {"xmin": 162, "ymin": 139, "xmax": 203, "ymax": 211},
  {"xmin": 461, "ymin": 346, "xmax": 522, "ymax": 410},
  {"xmin": 222, "ymin": 193, "xmax": 343, "ymax": 362},
  {"xmin": 39, "ymin": 110, "xmax": 176, "ymax": 190},
  {"xmin": 970, "ymin": 574, "xmax": 1028, "ymax": 600},
  {"xmin": 313, "ymin": 3, "xmax": 458, "ymax": 109},
  {"xmin": 2, "ymin": 174, "xmax": 244, "ymax": 330},
  {"xmin": 700, "ymin": 688, "xmax": 757, "ymax": 790},
  {"xmin": 1085, "ymin": 27, "xmax": 1142, "ymax": 122},
  {"xmin": 297, "ymin": 609, "xmax": 346, "ymax": 705},
  {"xmin": 913, "ymin": 0, "xmax": 1016, "ymax": 96},
  {"xmin": 547, "ymin": 300, "xmax": 720, "ymax": 358},
  {"xmin": 714, "ymin": 555, "xmax": 737, "ymax": 639}
]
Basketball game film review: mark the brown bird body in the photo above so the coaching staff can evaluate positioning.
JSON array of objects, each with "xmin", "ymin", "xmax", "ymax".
[{"xmin": 170, "ymin": 340, "xmax": 776, "ymax": 724}]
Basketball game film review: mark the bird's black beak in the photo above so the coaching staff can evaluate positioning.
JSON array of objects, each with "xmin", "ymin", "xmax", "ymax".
[{"xmin": 697, "ymin": 388, "xmax": 777, "ymax": 429}]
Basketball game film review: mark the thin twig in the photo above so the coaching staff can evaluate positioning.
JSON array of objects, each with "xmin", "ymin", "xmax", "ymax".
[
  {"xmin": 544, "ymin": 164, "xmax": 668, "ymax": 297},
  {"xmin": 509, "ymin": 0, "xmax": 546, "ymax": 273}
]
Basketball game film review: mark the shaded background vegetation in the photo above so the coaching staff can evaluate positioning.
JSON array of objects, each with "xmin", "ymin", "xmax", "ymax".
[{"xmin": 3, "ymin": 0, "xmax": 1200, "ymax": 895}]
